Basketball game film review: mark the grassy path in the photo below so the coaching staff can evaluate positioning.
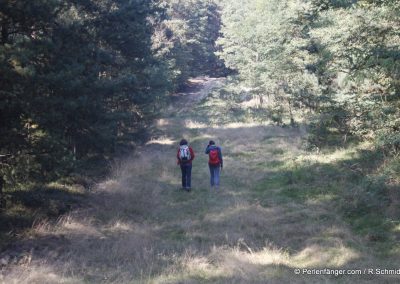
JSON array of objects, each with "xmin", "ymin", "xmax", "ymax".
[{"xmin": 1, "ymin": 77, "xmax": 399, "ymax": 283}]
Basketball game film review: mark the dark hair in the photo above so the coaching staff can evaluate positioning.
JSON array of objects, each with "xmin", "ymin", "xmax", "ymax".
[
  {"xmin": 180, "ymin": 139, "xmax": 188, "ymax": 145},
  {"xmin": 209, "ymin": 140, "xmax": 215, "ymax": 145}
]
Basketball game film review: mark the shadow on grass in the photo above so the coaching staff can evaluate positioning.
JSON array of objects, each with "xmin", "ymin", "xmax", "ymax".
[
  {"xmin": 253, "ymin": 146, "xmax": 400, "ymax": 254},
  {"xmin": 171, "ymin": 261, "xmax": 399, "ymax": 284},
  {"xmin": 0, "ymin": 184, "xmax": 86, "ymax": 250},
  {"xmin": 0, "ymin": 142, "xmax": 398, "ymax": 283},
  {"xmin": 1, "ymin": 85, "xmax": 399, "ymax": 282}
]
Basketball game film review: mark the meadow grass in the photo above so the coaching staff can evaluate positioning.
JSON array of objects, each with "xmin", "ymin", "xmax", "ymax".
[{"xmin": 1, "ymin": 78, "xmax": 399, "ymax": 283}]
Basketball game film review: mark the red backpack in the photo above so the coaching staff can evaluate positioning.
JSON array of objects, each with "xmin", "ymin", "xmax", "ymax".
[{"xmin": 209, "ymin": 148, "xmax": 220, "ymax": 165}]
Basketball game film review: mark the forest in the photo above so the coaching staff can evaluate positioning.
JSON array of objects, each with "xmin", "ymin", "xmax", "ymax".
[
  {"xmin": 0, "ymin": 0, "xmax": 224, "ymax": 187},
  {"xmin": 1, "ymin": 0, "xmax": 400, "ymax": 283}
]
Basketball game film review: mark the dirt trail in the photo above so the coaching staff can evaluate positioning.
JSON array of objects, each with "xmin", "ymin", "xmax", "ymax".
[
  {"xmin": 170, "ymin": 77, "xmax": 225, "ymax": 113},
  {"xmin": 0, "ymin": 78, "xmax": 396, "ymax": 283}
]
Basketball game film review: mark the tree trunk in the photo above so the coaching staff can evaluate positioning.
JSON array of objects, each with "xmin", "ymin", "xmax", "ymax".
[
  {"xmin": 73, "ymin": 142, "xmax": 77, "ymax": 161},
  {"xmin": 258, "ymin": 94, "xmax": 263, "ymax": 108},
  {"xmin": 1, "ymin": 21, "xmax": 8, "ymax": 44},
  {"xmin": 0, "ymin": 176, "xmax": 4, "ymax": 209},
  {"xmin": 288, "ymin": 100, "xmax": 295, "ymax": 126}
]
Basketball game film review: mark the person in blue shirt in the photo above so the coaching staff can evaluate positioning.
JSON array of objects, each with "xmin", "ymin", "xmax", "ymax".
[{"xmin": 205, "ymin": 140, "xmax": 223, "ymax": 189}]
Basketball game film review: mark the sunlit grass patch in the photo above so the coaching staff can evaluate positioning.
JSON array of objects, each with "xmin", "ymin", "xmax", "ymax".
[
  {"xmin": 293, "ymin": 244, "xmax": 360, "ymax": 268},
  {"xmin": 184, "ymin": 120, "xmax": 209, "ymax": 129},
  {"xmin": 146, "ymin": 136, "xmax": 177, "ymax": 145},
  {"xmin": 2, "ymin": 78, "xmax": 399, "ymax": 283}
]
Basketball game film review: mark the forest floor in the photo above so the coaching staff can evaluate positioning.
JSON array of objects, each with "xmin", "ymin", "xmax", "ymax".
[{"xmin": 1, "ymin": 77, "xmax": 400, "ymax": 283}]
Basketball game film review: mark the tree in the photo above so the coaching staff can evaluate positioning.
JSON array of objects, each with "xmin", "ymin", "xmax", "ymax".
[
  {"xmin": 0, "ymin": 0, "xmax": 170, "ymax": 185},
  {"xmin": 154, "ymin": 0, "xmax": 226, "ymax": 89},
  {"xmin": 216, "ymin": 0, "xmax": 400, "ymax": 152}
]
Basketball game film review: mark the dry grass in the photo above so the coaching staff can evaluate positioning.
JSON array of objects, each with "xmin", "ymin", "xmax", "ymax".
[{"xmin": 1, "ymin": 78, "xmax": 398, "ymax": 284}]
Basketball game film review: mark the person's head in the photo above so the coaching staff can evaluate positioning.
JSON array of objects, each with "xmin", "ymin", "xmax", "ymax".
[
  {"xmin": 180, "ymin": 139, "xmax": 188, "ymax": 146},
  {"xmin": 209, "ymin": 140, "xmax": 215, "ymax": 145}
]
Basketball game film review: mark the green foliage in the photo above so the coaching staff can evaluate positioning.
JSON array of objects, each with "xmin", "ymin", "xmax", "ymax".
[
  {"xmin": 217, "ymin": 0, "xmax": 324, "ymax": 124},
  {"xmin": 0, "ymin": 1, "xmax": 229, "ymax": 243},
  {"xmin": 0, "ymin": 0, "xmax": 170, "ymax": 187},
  {"xmin": 311, "ymin": 0, "xmax": 400, "ymax": 150},
  {"xmin": 154, "ymin": 0, "xmax": 227, "ymax": 88},
  {"xmin": 217, "ymin": 0, "xmax": 400, "ymax": 158}
]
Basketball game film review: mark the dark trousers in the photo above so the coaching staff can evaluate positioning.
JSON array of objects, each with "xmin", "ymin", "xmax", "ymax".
[
  {"xmin": 209, "ymin": 164, "xmax": 220, "ymax": 187},
  {"xmin": 180, "ymin": 163, "xmax": 192, "ymax": 188}
]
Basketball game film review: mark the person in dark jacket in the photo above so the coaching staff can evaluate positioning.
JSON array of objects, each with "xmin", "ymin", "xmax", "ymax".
[
  {"xmin": 177, "ymin": 139, "xmax": 195, "ymax": 191},
  {"xmin": 205, "ymin": 140, "xmax": 223, "ymax": 189}
]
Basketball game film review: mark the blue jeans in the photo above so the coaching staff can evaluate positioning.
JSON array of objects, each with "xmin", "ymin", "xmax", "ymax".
[
  {"xmin": 180, "ymin": 163, "xmax": 192, "ymax": 188},
  {"xmin": 209, "ymin": 164, "xmax": 220, "ymax": 187}
]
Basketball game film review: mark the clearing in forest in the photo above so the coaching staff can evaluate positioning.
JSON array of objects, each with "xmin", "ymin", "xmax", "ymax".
[{"xmin": 1, "ymin": 77, "xmax": 399, "ymax": 283}]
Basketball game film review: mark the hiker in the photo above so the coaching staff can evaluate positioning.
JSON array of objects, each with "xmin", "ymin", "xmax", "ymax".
[
  {"xmin": 177, "ymin": 139, "xmax": 195, "ymax": 191},
  {"xmin": 205, "ymin": 140, "xmax": 223, "ymax": 189}
]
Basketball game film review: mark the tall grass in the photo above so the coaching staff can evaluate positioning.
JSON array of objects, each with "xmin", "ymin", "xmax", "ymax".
[{"xmin": 1, "ymin": 79, "xmax": 399, "ymax": 283}]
